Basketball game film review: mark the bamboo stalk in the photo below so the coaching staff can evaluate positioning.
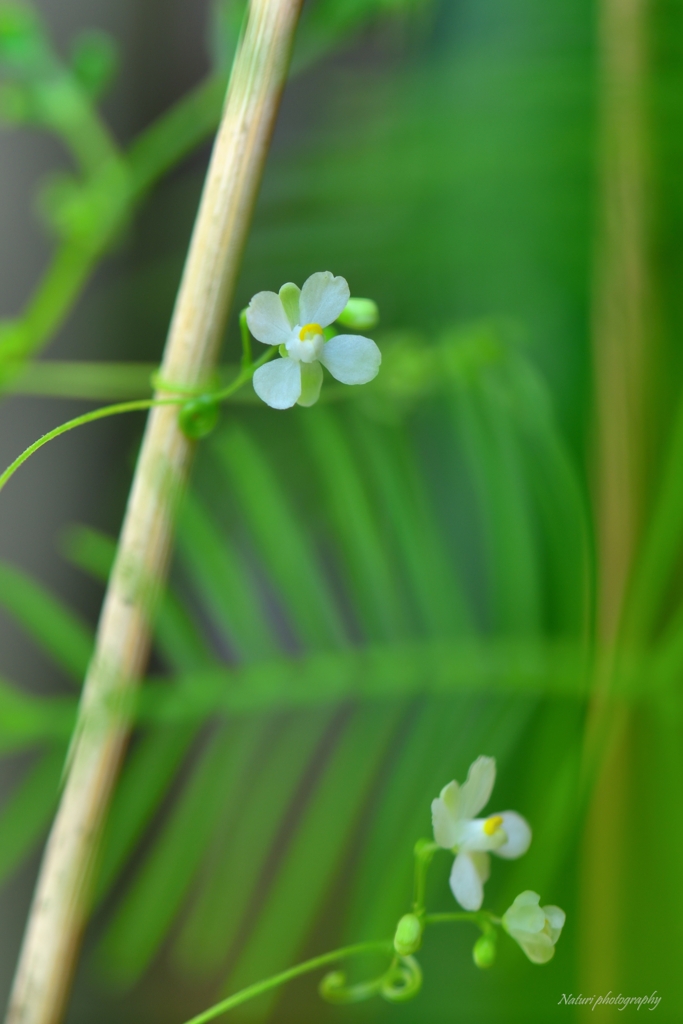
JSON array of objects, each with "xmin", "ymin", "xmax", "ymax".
[
  {"xmin": 593, "ymin": 0, "xmax": 650, "ymax": 643},
  {"xmin": 4, "ymin": 4, "xmax": 303, "ymax": 1023},
  {"xmin": 581, "ymin": 0, "xmax": 650, "ymax": 1006}
]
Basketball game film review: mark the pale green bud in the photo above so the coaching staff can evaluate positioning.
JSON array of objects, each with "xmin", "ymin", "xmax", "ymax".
[
  {"xmin": 393, "ymin": 913, "xmax": 422, "ymax": 956},
  {"xmin": 178, "ymin": 395, "xmax": 220, "ymax": 440},
  {"xmin": 473, "ymin": 933, "xmax": 496, "ymax": 968},
  {"xmin": 70, "ymin": 30, "xmax": 118, "ymax": 99},
  {"xmin": 502, "ymin": 891, "xmax": 565, "ymax": 965},
  {"xmin": 337, "ymin": 297, "xmax": 379, "ymax": 331}
]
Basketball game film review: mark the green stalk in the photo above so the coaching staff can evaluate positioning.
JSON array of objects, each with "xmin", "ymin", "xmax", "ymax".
[
  {"xmin": 582, "ymin": 0, "xmax": 651, "ymax": 1007},
  {"xmin": 181, "ymin": 942, "xmax": 393, "ymax": 1024}
]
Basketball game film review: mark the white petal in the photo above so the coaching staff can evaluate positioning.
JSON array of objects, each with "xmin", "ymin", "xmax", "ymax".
[
  {"xmin": 297, "ymin": 360, "xmax": 323, "ymax": 407},
  {"xmin": 469, "ymin": 851, "xmax": 490, "ymax": 884},
  {"xmin": 458, "ymin": 756, "xmax": 496, "ymax": 820},
  {"xmin": 246, "ymin": 291, "xmax": 292, "ymax": 346},
  {"xmin": 494, "ymin": 811, "xmax": 532, "ymax": 859},
  {"xmin": 508, "ymin": 890, "xmax": 541, "ymax": 910},
  {"xmin": 299, "ymin": 272, "xmax": 350, "ymax": 327},
  {"xmin": 319, "ymin": 335, "xmax": 381, "ymax": 385},
  {"xmin": 517, "ymin": 933, "xmax": 556, "ymax": 964},
  {"xmin": 502, "ymin": 892, "xmax": 545, "ymax": 935},
  {"xmin": 449, "ymin": 852, "xmax": 484, "ymax": 911},
  {"xmin": 253, "ymin": 358, "xmax": 301, "ymax": 409},
  {"xmin": 543, "ymin": 905, "xmax": 566, "ymax": 943},
  {"xmin": 432, "ymin": 789, "xmax": 460, "ymax": 849},
  {"xmin": 440, "ymin": 780, "xmax": 461, "ymax": 816},
  {"xmin": 456, "ymin": 817, "xmax": 506, "ymax": 852}
]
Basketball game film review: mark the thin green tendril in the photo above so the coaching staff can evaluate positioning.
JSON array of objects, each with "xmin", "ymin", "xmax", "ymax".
[
  {"xmin": 0, "ymin": 397, "xmax": 177, "ymax": 495},
  {"xmin": 181, "ymin": 941, "xmax": 393, "ymax": 1024},
  {"xmin": 0, "ymin": 345, "xmax": 276, "ymax": 496}
]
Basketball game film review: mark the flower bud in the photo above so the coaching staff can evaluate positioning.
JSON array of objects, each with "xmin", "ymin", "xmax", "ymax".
[
  {"xmin": 393, "ymin": 913, "xmax": 423, "ymax": 956},
  {"xmin": 473, "ymin": 933, "xmax": 496, "ymax": 968},
  {"xmin": 70, "ymin": 30, "xmax": 118, "ymax": 99},
  {"xmin": 0, "ymin": 4, "xmax": 43, "ymax": 68},
  {"xmin": 502, "ymin": 891, "xmax": 565, "ymax": 964},
  {"xmin": 336, "ymin": 297, "xmax": 379, "ymax": 331},
  {"xmin": 178, "ymin": 395, "xmax": 220, "ymax": 440}
]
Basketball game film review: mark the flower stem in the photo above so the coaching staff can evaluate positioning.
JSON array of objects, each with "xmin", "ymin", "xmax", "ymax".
[
  {"xmin": 425, "ymin": 911, "xmax": 499, "ymax": 928},
  {"xmin": 4, "ymin": 5, "xmax": 304, "ymax": 1024},
  {"xmin": 0, "ymin": 348, "xmax": 275, "ymax": 496},
  {"xmin": 412, "ymin": 839, "xmax": 439, "ymax": 914},
  {"xmin": 424, "ymin": 912, "xmax": 474, "ymax": 924},
  {"xmin": 181, "ymin": 942, "xmax": 393, "ymax": 1024},
  {"xmin": 0, "ymin": 399, "xmax": 173, "ymax": 494}
]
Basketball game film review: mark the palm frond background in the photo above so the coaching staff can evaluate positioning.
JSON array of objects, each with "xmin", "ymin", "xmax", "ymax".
[{"xmin": 0, "ymin": 0, "xmax": 682, "ymax": 1022}]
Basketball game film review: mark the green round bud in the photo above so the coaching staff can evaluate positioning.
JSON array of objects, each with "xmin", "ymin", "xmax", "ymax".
[
  {"xmin": 393, "ymin": 913, "xmax": 423, "ymax": 956},
  {"xmin": 336, "ymin": 297, "xmax": 379, "ymax": 332},
  {"xmin": 70, "ymin": 30, "xmax": 118, "ymax": 98},
  {"xmin": 0, "ymin": 5, "xmax": 37, "ymax": 51},
  {"xmin": 473, "ymin": 934, "xmax": 497, "ymax": 969},
  {"xmin": 178, "ymin": 395, "xmax": 220, "ymax": 440}
]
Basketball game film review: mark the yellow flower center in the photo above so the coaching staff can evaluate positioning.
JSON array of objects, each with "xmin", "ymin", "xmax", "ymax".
[
  {"xmin": 483, "ymin": 815, "xmax": 504, "ymax": 836},
  {"xmin": 299, "ymin": 322, "xmax": 323, "ymax": 341}
]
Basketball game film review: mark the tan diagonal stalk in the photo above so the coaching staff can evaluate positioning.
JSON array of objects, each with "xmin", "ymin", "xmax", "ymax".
[
  {"xmin": 5, "ymin": 4, "xmax": 302, "ymax": 1023},
  {"xmin": 581, "ymin": 0, "xmax": 650, "ymax": 1007},
  {"xmin": 593, "ymin": 0, "xmax": 650, "ymax": 636}
]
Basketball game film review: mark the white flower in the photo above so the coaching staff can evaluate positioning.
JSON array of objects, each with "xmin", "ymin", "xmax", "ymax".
[
  {"xmin": 431, "ymin": 756, "xmax": 532, "ymax": 911},
  {"xmin": 502, "ymin": 891, "xmax": 565, "ymax": 964},
  {"xmin": 247, "ymin": 272, "xmax": 382, "ymax": 409}
]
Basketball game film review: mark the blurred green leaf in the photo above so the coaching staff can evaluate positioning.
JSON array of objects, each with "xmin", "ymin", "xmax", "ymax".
[
  {"xmin": 211, "ymin": 425, "xmax": 348, "ymax": 648},
  {"xmin": 94, "ymin": 723, "xmax": 201, "ymax": 906},
  {"xmin": 0, "ymin": 676, "xmax": 74, "ymax": 751},
  {"xmin": 177, "ymin": 493, "xmax": 277, "ymax": 663},
  {"xmin": 222, "ymin": 703, "xmax": 403, "ymax": 1018},
  {"xmin": 450, "ymin": 366, "xmax": 542, "ymax": 634},
  {"xmin": 62, "ymin": 524, "xmax": 214, "ymax": 672},
  {"xmin": 300, "ymin": 408, "xmax": 411, "ymax": 640},
  {"xmin": 137, "ymin": 638, "xmax": 589, "ymax": 725},
  {"xmin": 172, "ymin": 710, "xmax": 336, "ymax": 977},
  {"xmin": 0, "ymin": 560, "xmax": 92, "ymax": 683},
  {"xmin": 349, "ymin": 414, "xmax": 472, "ymax": 635},
  {"xmin": 98, "ymin": 719, "xmax": 265, "ymax": 986},
  {"xmin": 0, "ymin": 746, "xmax": 64, "ymax": 884}
]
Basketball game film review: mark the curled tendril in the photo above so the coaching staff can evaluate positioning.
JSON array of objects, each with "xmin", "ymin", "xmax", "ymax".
[
  {"xmin": 319, "ymin": 955, "xmax": 422, "ymax": 1007},
  {"xmin": 380, "ymin": 956, "xmax": 423, "ymax": 1003},
  {"xmin": 319, "ymin": 970, "xmax": 384, "ymax": 1005}
]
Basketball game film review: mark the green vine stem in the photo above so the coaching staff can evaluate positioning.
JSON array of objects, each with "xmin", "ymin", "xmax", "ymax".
[
  {"xmin": 0, "ymin": 345, "xmax": 275, "ymax": 496},
  {"xmin": 0, "ymin": 63, "xmax": 230, "ymax": 379},
  {"xmin": 177, "ymin": 904, "xmax": 500, "ymax": 1024},
  {"xmin": 4, "ymin": 4, "xmax": 303, "ymax": 1024},
  {"xmin": 182, "ymin": 942, "xmax": 393, "ymax": 1024}
]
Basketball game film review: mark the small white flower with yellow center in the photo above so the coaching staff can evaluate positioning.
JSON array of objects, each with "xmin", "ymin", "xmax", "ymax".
[
  {"xmin": 431, "ymin": 756, "xmax": 532, "ymax": 911},
  {"xmin": 502, "ymin": 891, "xmax": 565, "ymax": 964},
  {"xmin": 247, "ymin": 272, "xmax": 381, "ymax": 409}
]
